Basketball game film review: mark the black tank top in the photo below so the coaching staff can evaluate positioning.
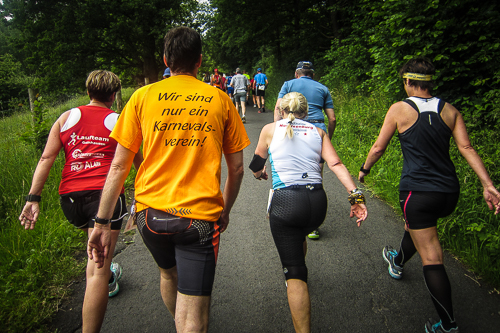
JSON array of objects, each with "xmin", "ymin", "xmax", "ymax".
[{"xmin": 398, "ymin": 97, "xmax": 459, "ymax": 193}]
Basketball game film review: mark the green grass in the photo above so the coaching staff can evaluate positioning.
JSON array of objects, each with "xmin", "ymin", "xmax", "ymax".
[
  {"xmin": 0, "ymin": 87, "xmax": 137, "ymax": 332},
  {"xmin": 332, "ymin": 88, "xmax": 500, "ymax": 287}
]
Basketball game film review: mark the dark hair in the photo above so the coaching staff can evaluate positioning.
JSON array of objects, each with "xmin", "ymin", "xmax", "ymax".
[
  {"xmin": 296, "ymin": 69, "xmax": 314, "ymax": 78},
  {"xmin": 86, "ymin": 70, "xmax": 121, "ymax": 103},
  {"xmin": 399, "ymin": 57, "xmax": 436, "ymax": 91},
  {"xmin": 163, "ymin": 27, "xmax": 202, "ymax": 74}
]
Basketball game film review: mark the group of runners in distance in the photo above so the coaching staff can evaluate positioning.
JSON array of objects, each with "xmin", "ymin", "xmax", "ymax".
[
  {"xmin": 201, "ymin": 66, "xmax": 269, "ymax": 121},
  {"xmin": 18, "ymin": 26, "xmax": 500, "ymax": 333}
]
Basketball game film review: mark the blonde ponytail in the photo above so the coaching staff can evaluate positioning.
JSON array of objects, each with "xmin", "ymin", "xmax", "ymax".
[
  {"xmin": 280, "ymin": 92, "xmax": 309, "ymax": 140},
  {"xmin": 285, "ymin": 112, "xmax": 296, "ymax": 139}
]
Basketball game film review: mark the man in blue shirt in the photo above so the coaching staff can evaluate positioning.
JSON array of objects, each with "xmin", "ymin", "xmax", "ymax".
[
  {"xmin": 274, "ymin": 61, "xmax": 336, "ymax": 136},
  {"xmin": 254, "ymin": 68, "xmax": 269, "ymax": 113},
  {"xmin": 274, "ymin": 61, "xmax": 336, "ymax": 239}
]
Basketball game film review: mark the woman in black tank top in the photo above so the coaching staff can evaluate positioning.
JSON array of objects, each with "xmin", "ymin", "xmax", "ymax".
[{"xmin": 358, "ymin": 57, "xmax": 500, "ymax": 333}]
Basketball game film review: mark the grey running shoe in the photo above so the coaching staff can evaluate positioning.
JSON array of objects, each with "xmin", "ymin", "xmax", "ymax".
[
  {"xmin": 425, "ymin": 319, "xmax": 459, "ymax": 333},
  {"xmin": 108, "ymin": 271, "xmax": 120, "ymax": 297},
  {"xmin": 110, "ymin": 262, "xmax": 122, "ymax": 282},
  {"xmin": 382, "ymin": 245, "xmax": 403, "ymax": 279},
  {"xmin": 242, "ymin": 116, "xmax": 246, "ymax": 123}
]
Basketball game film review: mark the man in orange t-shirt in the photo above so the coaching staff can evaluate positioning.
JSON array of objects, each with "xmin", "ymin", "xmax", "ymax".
[{"xmin": 88, "ymin": 27, "xmax": 250, "ymax": 331}]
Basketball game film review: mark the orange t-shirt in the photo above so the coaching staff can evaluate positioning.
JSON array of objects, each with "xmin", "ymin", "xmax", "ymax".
[{"xmin": 111, "ymin": 75, "xmax": 250, "ymax": 221}]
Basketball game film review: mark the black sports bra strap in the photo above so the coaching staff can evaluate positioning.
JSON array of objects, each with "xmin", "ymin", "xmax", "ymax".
[
  {"xmin": 403, "ymin": 99, "xmax": 419, "ymax": 113},
  {"xmin": 437, "ymin": 99, "xmax": 446, "ymax": 114}
]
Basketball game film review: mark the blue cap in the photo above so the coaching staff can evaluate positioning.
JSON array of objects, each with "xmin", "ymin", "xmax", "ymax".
[
  {"xmin": 257, "ymin": 68, "xmax": 262, "ymax": 72},
  {"xmin": 164, "ymin": 68, "xmax": 171, "ymax": 76}
]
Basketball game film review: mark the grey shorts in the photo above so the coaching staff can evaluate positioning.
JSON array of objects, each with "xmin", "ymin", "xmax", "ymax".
[{"xmin": 234, "ymin": 91, "xmax": 246, "ymax": 103}]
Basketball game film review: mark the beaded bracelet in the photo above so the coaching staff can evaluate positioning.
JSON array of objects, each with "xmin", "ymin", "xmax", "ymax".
[{"xmin": 348, "ymin": 188, "xmax": 366, "ymax": 205}]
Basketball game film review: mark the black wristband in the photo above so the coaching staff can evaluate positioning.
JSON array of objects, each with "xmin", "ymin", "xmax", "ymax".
[
  {"xmin": 249, "ymin": 154, "xmax": 267, "ymax": 172},
  {"xmin": 93, "ymin": 216, "xmax": 111, "ymax": 225},
  {"xmin": 360, "ymin": 163, "xmax": 370, "ymax": 175},
  {"xmin": 25, "ymin": 194, "xmax": 41, "ymax": 202}
]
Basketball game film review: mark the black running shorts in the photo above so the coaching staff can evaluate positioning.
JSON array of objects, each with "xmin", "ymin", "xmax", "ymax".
[
  {"xmin": 269, "ymin": 185, "xmax": 327, "ymax": 268},
  {"xmin": 136, "ymin": 208, "xmax": 220, "ymax": 296},
  {"xmin": 256, "ymin": 86, "xmax": 266, "ymax": 97},
  {"xmin": 399, "ymin": 191, "xmax": 459, "ymax": 230},
  {"xmin": 59, "ymin": 190, "xmax": 126, "ymax": 230}
]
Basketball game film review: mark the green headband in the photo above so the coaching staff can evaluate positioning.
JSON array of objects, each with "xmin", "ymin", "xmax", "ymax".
[{"xmin": 402, "ymin": 73, "xmax": 432, "ymax": 81}]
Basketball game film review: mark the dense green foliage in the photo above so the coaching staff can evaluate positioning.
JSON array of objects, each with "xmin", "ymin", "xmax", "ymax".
[
  {"xmin": 0, "ymin": 0, "xmax": 201, "ymax": 99},
  {"xmin": 324, "ymin": 0, "xmax": 500, "ymax": 127},
  {"xmin": 205, "ymin": 0, "xmax": 346, "ymax": 76}
]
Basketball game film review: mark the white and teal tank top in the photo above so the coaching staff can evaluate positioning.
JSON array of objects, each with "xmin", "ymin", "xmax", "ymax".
[{"xmin": 269, "ymin": 119, "xmax": 322, "ymax": 189}]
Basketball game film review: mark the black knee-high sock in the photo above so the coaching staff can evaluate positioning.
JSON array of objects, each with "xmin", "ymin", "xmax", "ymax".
[
  {"xmin": 394, "ymin": 230, "xmax": 417, "ymax": 267},
  {"xmin": 423, "ymin": 264, "xmax": 457, "ymax": 330}
]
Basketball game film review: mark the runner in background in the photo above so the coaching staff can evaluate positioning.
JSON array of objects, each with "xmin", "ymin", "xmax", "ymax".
[
  {"xmin": 203, "ymin": 71, "xmax": 211, "ymax": 84},
  {"xmin": 211, "ymin": 68, "xmax": 223, "ymax": 90},
  {"xmin": 231, "ymin": 68, "xmax": 250, "ymax": 123},
  {"xmin": 250, "ymin": 73, "xmax": 257, "ymax": 107},
  {"xmin": 243, "ymin": 70, "xmax": 251, "ymax": 105},
  {"xmin": 163, "ymin": 67, "xmax": 171, "ymax": 79},
  {"xmin": 226, "ymin": 72, "xmax": 234, "ymax": 103},
  {"xmin": 254, "ymin": 68, "xmax": 269, "ymax": 113}
]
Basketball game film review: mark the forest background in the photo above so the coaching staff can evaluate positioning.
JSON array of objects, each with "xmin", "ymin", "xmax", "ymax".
[{"xmin": 0, "ymin": 0, "xmax": 499, "ymax": 331}]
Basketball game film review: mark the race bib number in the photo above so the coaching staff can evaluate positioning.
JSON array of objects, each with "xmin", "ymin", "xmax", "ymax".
[{"xmin": 258, "ymin": 85, "xmax": 266, "ymax": 91}]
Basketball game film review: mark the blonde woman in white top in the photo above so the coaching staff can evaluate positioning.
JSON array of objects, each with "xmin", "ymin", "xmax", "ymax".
[{"xmin": 250, "ymin": 92, "xmax": 367, "ymax": 333}]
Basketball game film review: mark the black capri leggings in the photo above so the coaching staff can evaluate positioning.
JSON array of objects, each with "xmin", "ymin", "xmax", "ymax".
[{"xmin": 269, "ymin": 185, "xmax": 327, "ymax": 270}]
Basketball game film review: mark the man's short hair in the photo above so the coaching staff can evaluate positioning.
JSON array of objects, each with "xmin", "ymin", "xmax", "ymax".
[
  {"xmin": 399, "ymin": 57, "xmax": 436, "ymax": 91},
  {"xmin": 164, "ymin": 27, "xmax": 202, "ymax": 74},
  {"xmin": 236, "ymin": 68, "xmax": 242, "ymax": 74},
  {"xmin": 86, "ymin": 70, "xmax": 121, "ymax": 103}
]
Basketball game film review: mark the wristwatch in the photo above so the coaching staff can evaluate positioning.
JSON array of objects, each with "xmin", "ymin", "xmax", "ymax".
[
  {"xmin": 360, "ymin": 163, "xmax": 371, "ymax": 175},
  {"xmin": 25, "ymin": 194, "xmax": 41, "ymax": 202},
  {"xmin": 93, "ymin": 216, "xmax": 111, "ymax": 225}
]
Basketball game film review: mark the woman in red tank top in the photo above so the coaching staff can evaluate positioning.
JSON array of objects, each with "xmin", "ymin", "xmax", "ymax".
[{"xmin": 19, "ymin": 70, "xmax": 142, "ymax": 332}]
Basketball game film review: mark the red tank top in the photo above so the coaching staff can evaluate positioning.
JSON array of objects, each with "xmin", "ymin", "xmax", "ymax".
[{"xmin": 59, "ymin": 105, "xmax": 120, "ymax": 194}]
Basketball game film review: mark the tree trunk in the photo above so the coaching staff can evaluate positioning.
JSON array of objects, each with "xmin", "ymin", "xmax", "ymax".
[
  {"xmin": 143, "ymin": 53, "xmax": 159, "ymax": 84},
  {"xmin": 116, "ymin": 89, "xmax": 123, "ymax": 112},
  {"xmin": 28, "ymin": 87, "xmax": 37, "ymax": 126}
]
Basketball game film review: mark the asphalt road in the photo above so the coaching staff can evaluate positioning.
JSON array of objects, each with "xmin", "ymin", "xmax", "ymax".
[{"xmin": 51, "ymin": 104, "xmax": 500, "ymax": 333}]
